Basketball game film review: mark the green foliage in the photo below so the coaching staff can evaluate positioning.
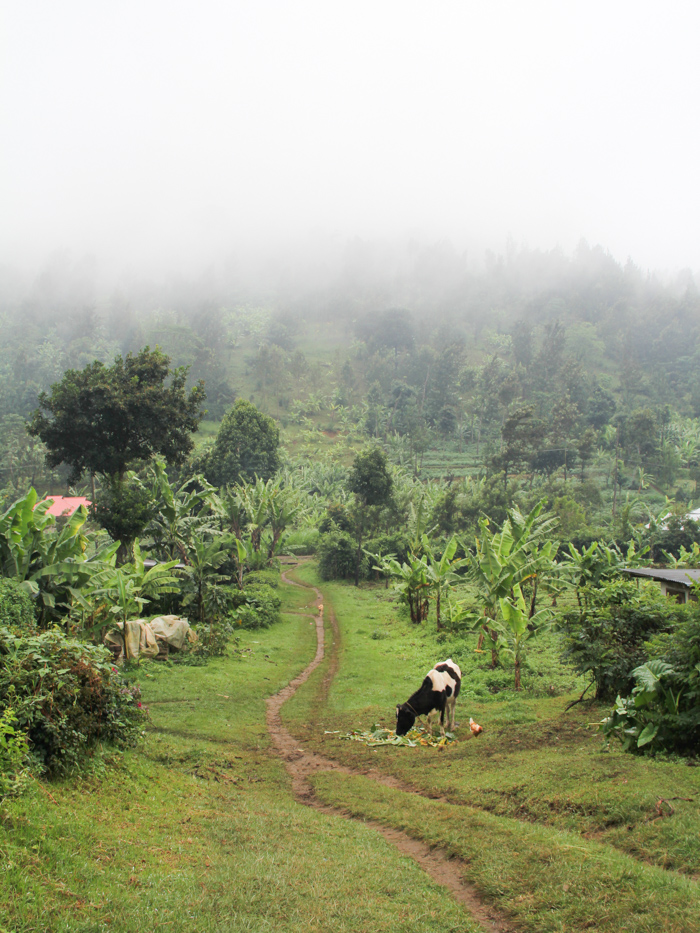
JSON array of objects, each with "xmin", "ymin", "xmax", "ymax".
[
  {"xmin": 364, "ymin": 532, "xmax": 411, "ymax": 567},
  {"xmin": 228, "ymin": 583, "xmax": 281, "ymax": 630},
  {"xmin": 0, "ymin": 707, "xmax": 30, "ymax": 798},
  {"xmin": 203, "ymin": 398, "xmax": 280, "ymax": 487},
  {"xmin": 317, "ymin": 526, "xmax": 357, "ymax": 581},
  {"xmin": 0, "ymin": 578, "xmax": 35, "ymax": 632},
  {"xmin": 0, "ymin": 488, "xmax": 118, "ymax": 626},
  {"xmin": 94, "ymin": 473, "xmax": 155, "ymax": 553},
  {"xmin": 465, "ymin": 499, "xmax": 559, "ymax": 664},
  {"xmin": 601, "ymin": 658, "xmax": 700, "ymax": 755},
  {"xmin": 559, "ymin": 580, "xmax": 679, "ymax": 701},
  {"xmin": 88, "ymin": 544, "xmax": 181, "ymax": 654},
  {"xmin": 146, "ymin": 458, "xmax": 218, "ymax": 562},
  {"xmin": 181, "ymin": 532, "xmax": 233, "ymax": 624},
  {"xmin": 318, "ymin": 502, "xmax": 354, "ymax": 534},
  {"xmin": 496, "ymin": 583, "xmax": 554, "ymax": 689},
  {"xmin": 175, "ymin": 619, "xmax": 239, "ymax": 662},
  {"xmin": 29, "ymin": 346, "xmax": 206, "ymax": 481},
  {"xmin": 348, "ymin": 446, "xmax": 393, "ymax": 507},
  {"xmin": 374, "ymin": 549, "xmax": 430, "ymax": 625},
  {"xmin": 0, "ymin": 629, "xmax": 146, "ymax": 776}
]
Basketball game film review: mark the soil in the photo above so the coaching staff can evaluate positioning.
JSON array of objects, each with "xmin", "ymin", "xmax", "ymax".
[{"xmin": 267, "ymin": 563, "xmax": 514, "ymax": 933}]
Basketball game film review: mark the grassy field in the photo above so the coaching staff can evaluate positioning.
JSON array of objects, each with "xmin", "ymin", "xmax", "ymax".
[
  {"xmin": 1, "ymin": 563, "xmax": 698, "ymax": 932},
  {"xmin": 0, "ymin": 575, "xmax": 475, "ymax": 933},
  {"xmin": 282, "ymin": 564, "xmax": 700, "ymax": 931}
]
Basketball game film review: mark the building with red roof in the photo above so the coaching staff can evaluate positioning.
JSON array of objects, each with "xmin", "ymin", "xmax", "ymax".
[{"xmin": 41, "ymin": 496, "xmax": 91, "ymax": 517}]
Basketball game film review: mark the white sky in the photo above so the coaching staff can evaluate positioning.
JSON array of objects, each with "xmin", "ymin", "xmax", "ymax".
[{"xmin": 2, "ymin": 1, "xmax": 699, "ymax": 277}]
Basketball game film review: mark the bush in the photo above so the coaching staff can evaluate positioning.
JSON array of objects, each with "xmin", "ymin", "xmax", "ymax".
[
  {"xmin": 603, "ymin": 607, "xmax": 700, "ymax": 755},
  {"xmin": 0, "ymin": 579, "xmax": 35, "ymax": 632},
  {"xmin": 317, "ymin": 526, "xmax": 358, "ymax": 581},
  {"xmin": 177, "ymin": 619, "xmax": 239, "ymax": 663},
  {"xmin": 0, "ymin": 629, "xmax": 147, "ymax": 776},
  {"xmin": 559, "ymin": 580, "xmax": 679, "ymax": 701},
  {"xmin": 227, "ymin": 583, "xmax": 281, "ymax": 629},
  {"xmin": 0, "ymin": 707, "xmax": 30, "ymax": 798},
  {"xmin": 601, "ymin": 658, "xmax": 700, "ymax": 756},
  {"xmin": 364, "ymin": 532, "xmax": 412, "ymax": 567}
]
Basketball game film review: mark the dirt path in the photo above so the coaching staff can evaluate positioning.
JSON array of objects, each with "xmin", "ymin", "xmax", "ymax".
[{"xmin": 266, "ymin": 563, "xmax": 513, "ymax": 933}]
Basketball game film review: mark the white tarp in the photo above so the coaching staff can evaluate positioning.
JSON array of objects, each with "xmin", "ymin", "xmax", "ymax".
[{"xmin": 104, "ymin": 616, "xmax": 195, "ymax": 661}]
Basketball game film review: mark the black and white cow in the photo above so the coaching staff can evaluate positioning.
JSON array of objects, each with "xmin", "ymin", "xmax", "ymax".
[{"xmin": 395, "ymin": 659, "xmax": 462, "ymax": 737}]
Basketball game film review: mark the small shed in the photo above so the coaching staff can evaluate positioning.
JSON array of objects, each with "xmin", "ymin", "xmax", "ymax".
[{"xmin": 623, "ymin": 567, "xmax": 700, "ymax": 603}]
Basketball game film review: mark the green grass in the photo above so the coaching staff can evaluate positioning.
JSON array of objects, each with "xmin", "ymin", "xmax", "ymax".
[
  {"xmin": 3, "ymin": 563, "xmax": 699, "ymax": 932},
  {"xmin": 281, "ymin": 565, "xmax": 700, "ymax": 928},
  {"xmin": 0, "ymin": 584, "xmax": 480, "ymax": 933},
  {"xmin": 312, "ymin": 771, "xmax": 699, "ymax": 933}
]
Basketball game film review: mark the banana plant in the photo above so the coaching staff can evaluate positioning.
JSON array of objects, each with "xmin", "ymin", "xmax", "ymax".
[
  {"xmin": 0, "ymin": 489, "xmax": 113, "ymax": 626},
  {"xmin": 181, "ymin": 533, "xmax": 233, "ymax": 624},
  {"xmin": 662, "ymin": 541, "xmax": 700, "ymax": 569},
  {"xmin": 147, "ymin": 459, "xmax": 217, "ymax": 562},
  {"xmin": 87, "ymin": 542, "xmax": 181, "ymax": 659},
  {"xmin": 497, "ymin": 584, "xmax": 554, "ymax": 689},
  {"xmin": 372, "ymin": 551, "xmax": 430, "ymax": 624},
  {"xmin": 464, "ymin": 499, "xmax": 559, "ymax": 666},
  {"xmin": 421, "ymin": 535, "xmax": 468, "ymax": 630}
]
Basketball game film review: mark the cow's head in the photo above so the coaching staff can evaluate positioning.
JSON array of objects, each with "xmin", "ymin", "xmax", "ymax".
[{"xmin": 395, "ymin": 703, "xmax": 415, "ymax": 736}]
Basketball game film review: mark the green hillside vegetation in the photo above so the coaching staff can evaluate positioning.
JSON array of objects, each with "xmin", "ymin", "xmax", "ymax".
[
  {"xmin": 1, "ymin": 563, "xmax": 698, "ymax": 932},
  {"xmin": 1, "ymin": 243, "xmax": 700, "ymax": 929}
]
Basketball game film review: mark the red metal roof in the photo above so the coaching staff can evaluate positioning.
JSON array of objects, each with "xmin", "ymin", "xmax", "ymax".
[{"xmin": 41, "ymin": 496, "xmax": 91, "ymax": 517}]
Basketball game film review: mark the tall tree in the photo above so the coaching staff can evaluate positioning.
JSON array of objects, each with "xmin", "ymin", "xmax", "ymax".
[
  {"xmin": 203, "ymin": 399, "xmax": 281, "ymax": 488},
  {"xmin": 348, "ymin": 446, "xmax": 393, "ymax": 586},
  {"xmin": 29, "ymin": 347, "xmax": 206, "ymax": 484}
]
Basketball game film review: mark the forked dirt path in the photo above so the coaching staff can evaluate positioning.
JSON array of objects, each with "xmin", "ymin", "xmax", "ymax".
[{"xmin": 266, "ymin": 562, "xmax": 513, "ymax": 933}]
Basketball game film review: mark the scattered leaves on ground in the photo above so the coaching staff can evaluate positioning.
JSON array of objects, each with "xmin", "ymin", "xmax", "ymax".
[{"xmin": 332, "ymin": 723, "xmax": 456, "ymax": 748}]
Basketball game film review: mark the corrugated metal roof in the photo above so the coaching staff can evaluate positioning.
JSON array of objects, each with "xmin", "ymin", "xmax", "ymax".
[{"xmin": 623, "ymin": 567, "xmax": 700, "ymax": 587}]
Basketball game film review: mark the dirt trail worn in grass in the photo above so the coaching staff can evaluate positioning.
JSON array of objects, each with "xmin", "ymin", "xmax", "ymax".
[{"xmin": 267, "ymin": 562, "xmax": 513, "ymax": 933}]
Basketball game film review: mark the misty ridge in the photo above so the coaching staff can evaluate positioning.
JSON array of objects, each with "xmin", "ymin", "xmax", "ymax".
[{"xmin": 1, "ymin": 235, "xmax": 698, "ymax": 425}]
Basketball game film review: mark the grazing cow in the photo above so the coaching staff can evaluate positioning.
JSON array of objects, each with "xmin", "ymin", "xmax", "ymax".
[{"xmin": 395, "ymin": 659, "xmax": 462, "ymax": 737}]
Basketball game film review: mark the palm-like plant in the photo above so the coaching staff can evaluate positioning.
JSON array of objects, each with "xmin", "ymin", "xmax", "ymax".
[
  {"xmin": 422, "ymin": 535, "xmax": 468, "ymax": 630},
  {"xmin": 497, "ymin": 584, "xmax": 553, "ymax": 689},
  {"xmin": 88, "ymin": 542, "xmax": 181, "ymax": 659},
  {"xmin": 181, "ymin": 533, "xmax": 233, "ymax": 625},
  {"xmin": 147, "ymin": 459, "xmax": 217, "ymax": 562},
  {"xmin": 373, "ymin": 551, "xmax": 430, "ymax": 624},
  {"xmin": 464, "ymin": 499, "xmax": 559, "ymax": 666}
]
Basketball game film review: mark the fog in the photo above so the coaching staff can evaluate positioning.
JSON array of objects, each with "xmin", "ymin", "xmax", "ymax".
[{"xmin": 2, "ymin": 1, "xmax": 699, "ymax": 286}]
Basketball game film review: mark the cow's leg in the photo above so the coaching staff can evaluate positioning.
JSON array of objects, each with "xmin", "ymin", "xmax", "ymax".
[
  {"xmin": 426, "ymin": 709, "xmax": 436, "ymax": 734},
  {"xmin": 439, "ymin": 702, "xmax": 446, "ymax": 738},
  {"xmin": 447, "ymin": 697, "xmax": 456, "ymax": 731}
]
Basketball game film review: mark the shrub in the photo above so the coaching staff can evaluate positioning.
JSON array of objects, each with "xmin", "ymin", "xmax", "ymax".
[
  {"xmin": 0, "ymin": 579, "xmax": 35, "ymax": 632},
  {"xmin": 601, "ymin": 659, "xmax": 700, "ymax": 756},
  {"xmin": 0, "ymin": 707, "xmax": 30, "ymax": 798},
  {"xmin": 177, "ymin": 619, "xmax": 239, "ymax": 663},
  {"xmin": 602, "ymin": 607, "xmax": 700, "ymax": 755},
  {"xmin": 317, "ymin": 526, "xmax": 358, "ymax": 581},
  {"xmin": 558, "ymin": 580, "xmax": 679, "ymax": 701},
  {"xmin": 227, "ymin": 583, "xmax": 281, "ymax": 629},
  {"xmin": 0, "ymin": 629, "xmax": 147, "ymax": 776}
]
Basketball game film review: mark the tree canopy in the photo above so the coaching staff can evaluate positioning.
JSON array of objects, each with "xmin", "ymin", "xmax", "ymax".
[
  {"xmin": 29, "ymin": 347, "xmax": 206, "ymax": 482},
  {"xmin": 203, "ymin": 398, "xmax": 281, "ymax": 488}
]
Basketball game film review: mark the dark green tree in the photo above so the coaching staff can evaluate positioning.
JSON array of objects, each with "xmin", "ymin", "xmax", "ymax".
[
  {"xmin": 348, "ymin": 446, "xmax": 393, "ymax": 586},
  {"xmin": 29, "ymin": 347, "xmax": 206, "ymax": 483},
  {"xmin": 203, "ymin": 399, "xmax": 281, "ymax": 488},
  {"xmin": 495, "ymin": 406, "xmax": 545, "ymax": 488},
  {"xmin": 94, "ymin": 475, "xmax": 156, "ymax": 564}
]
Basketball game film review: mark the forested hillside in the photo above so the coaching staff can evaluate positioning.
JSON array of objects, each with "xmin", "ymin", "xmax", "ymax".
[{"xmin": 3, "ymin": 241, "xmax": 700, "ymax": 546}]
